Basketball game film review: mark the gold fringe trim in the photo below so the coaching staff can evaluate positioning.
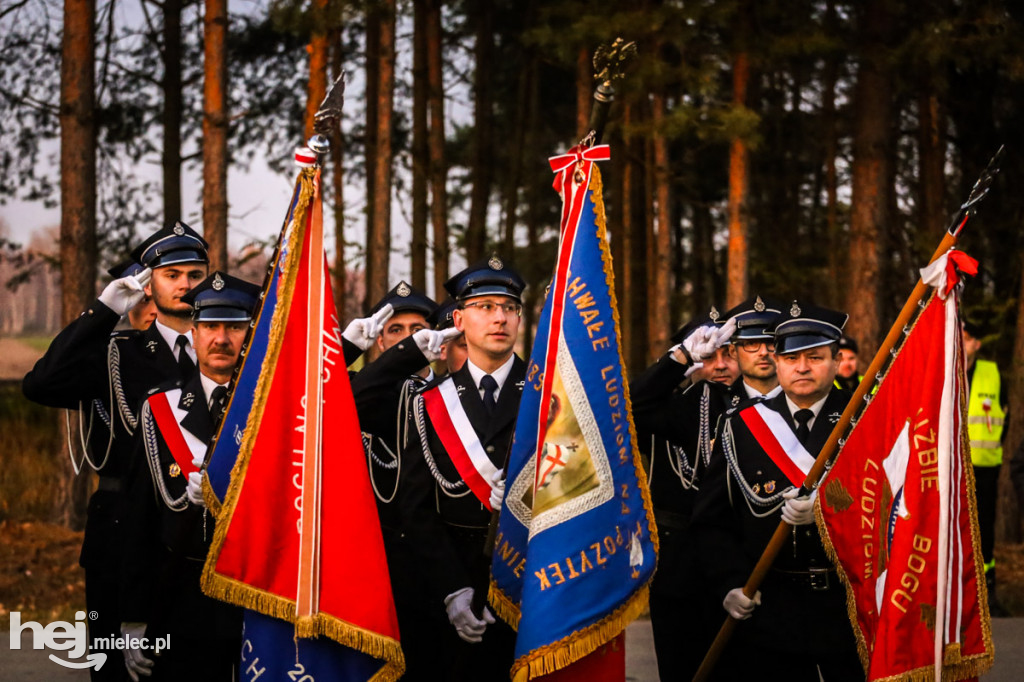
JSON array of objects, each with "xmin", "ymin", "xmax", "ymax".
[
  {"xmin": 199, "ymin": 169, "xmax": 404, "ymax": 682},
  {"xmin": 488, "ymin": 578, "xmax": 521, "ymax": 631},
  {"xmin": 588, "ymin": 165, "xmax": 659, "ymax": 559},
  {"xmin": 510, "ymin": 585, "xmax": 649, "ymax": 681},
  {"xmin": 201, "ymin": 474, "xmax": 222, "ymax": 518},
  {"xmin": 815, "ymin": 291, "xmax": 993, "ymax": 681}
]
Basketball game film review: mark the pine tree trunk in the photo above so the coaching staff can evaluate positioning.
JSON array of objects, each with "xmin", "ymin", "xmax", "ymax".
[
  {"xmin": 465, "ymin": 0, "xmax": 494, "ymax": 262},
  {"xmin": 917, "ymin": 88, "xmax": 945, "ymax": 238},
  {"xmin": 330, "ymin": 29, "xmax": 346, "ymax": 318},
  {"xmin": 162, "ymin": 0, "xmax": 183, "ymax": 228},
  {"xmin": 726, "ymin": 50, "xmax": 750, "ymax": 308},
  {"xmin": 501, "ymin": 50, "xmax": 533, "ymax": 263},
  {"xmin": 363, "ymin": 3, "xmax": 380, "ymax": 309},
  {"xmin": 997, "ymin": 252, "xmax": 1024, "ymax": 542},
  {"xmin": 649, "ymin": 92, "xmax": 671, "ymax": 357},
  {"xmin": 305, "ymin": 0, "xmax": 329, "ymax": 140},
  {"xmin": 846, "ymin": 0, "xmax": 893, "ymax": 355},
  {"xmin": 822, "ymin": 0, "xmax": 841, "ymax": 304},
  {"xmin": 203, "ymin": 0, "xmax": 229, "ymax": 272},
  {"xmin": 367, "ymin": 0, "xmax": 395, "ymax": 306},
  {"xmin": 576, "ymin": 45, "xmax": 590, "ymax": 140},
  {"xmin": 411, "ymin": 0, "xmax": 429, "ymax": 289},
  {"xmin": 426, "ymin": 0, "xmax": 447, "ymax": 298},
  {"xmin": 59, "ymin": 0, "xmax": 97, "ymax": 530}
]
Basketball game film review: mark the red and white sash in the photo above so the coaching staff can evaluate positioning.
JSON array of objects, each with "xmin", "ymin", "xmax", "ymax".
[
  {"xmin": 148, "ymin": 389, "xmax": 206, "ymax": 477},
  {"xmin": 422, "ymin": 380, "xmax": 499, "ymax": 509},
  {"xmin": 738, "ymin": 402, "xmax": 816, "ymax": 487}
]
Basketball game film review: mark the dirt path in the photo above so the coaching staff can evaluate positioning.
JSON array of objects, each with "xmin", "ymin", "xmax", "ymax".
[{"xmin": 0, "ymin": 338, "xmax": 44, "ymax": 381}]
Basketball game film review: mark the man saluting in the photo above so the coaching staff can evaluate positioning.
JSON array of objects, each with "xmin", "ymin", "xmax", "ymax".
[{"xmin": 401, "ymin": 256, "xmax": 526, "ymax": 680}]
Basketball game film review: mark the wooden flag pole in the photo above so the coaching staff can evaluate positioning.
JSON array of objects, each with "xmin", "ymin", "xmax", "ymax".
[{"xmin": 692, "ymin": 146, "xmax": 1004, "ymax": 682}]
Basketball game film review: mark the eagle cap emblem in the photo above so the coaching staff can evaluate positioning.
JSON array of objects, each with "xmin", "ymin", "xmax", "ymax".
[
  {"xmin": 212, "ymin": 273, "xmax": 225, "ymax": 291},
  {"xmin": 396, "ymin": 281, "xmax": 411, "ymax": 297},
  {"xmin": 488, "ymin": 255, "xmax": 504, "ymax": 271},
  {"xmin": 790, "ymin": 301, "xmax": 802, "ymax": 317},
  {"xmin": 709, "ymin": 306, "xmax": 720, "ymax": 322},
  {"xmin": 173, "ymin": 222, "xmax": 185, "ymax": 236},
  {"xmin": 754, "ymin": 296, "xmax": 766, "ymax": 313}
]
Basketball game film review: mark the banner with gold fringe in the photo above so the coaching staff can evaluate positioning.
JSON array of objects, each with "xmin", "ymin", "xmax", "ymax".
[
  {"xmin": 489, "ymin": 146, "xmax": 657, "ymax": 681},
  {"xmin": 817, "ymin": 249, "xmax": 993, "ymax": 681},
  {"xmin": 200, "ymin": 165, "xmax": 404, "ymax": 681}
]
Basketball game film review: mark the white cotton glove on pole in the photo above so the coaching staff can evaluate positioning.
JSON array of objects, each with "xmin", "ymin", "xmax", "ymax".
[
  {"xmin": 781, "ymin": 487, "xmax": 817, "ymax": 526},
  {"xmin": 120, "ymin": 622, "xmax": 154, "ymax": 681},
  {"xmin": 98, "ymin": 268, "xmax": 152, "ymax": 316},
  {"xmin": 342, "ymin": 303, "xmax": 394, "ymax": 351},
  {"xmin": 186, "ymin": 471, "xmax": 205, "ymax": 507},
  {"xmin": 445, "ymin": 587, "xmax": 495, "ymax": 643},
  {"xmin": 413, "ymin": 327, "xmax": 462, "ymax": 363},
  {"xmin": 489, "ymin": 469, "xmax": 506, "ymax": 511},
  {"xmin": 723, "ymin": 588, "xmax": 761, "ymax": 620}
]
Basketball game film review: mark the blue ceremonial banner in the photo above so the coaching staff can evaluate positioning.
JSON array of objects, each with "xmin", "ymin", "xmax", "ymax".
[{"xmin": 489, "ymin": 146, "xmax": 657, "ymax": 680}]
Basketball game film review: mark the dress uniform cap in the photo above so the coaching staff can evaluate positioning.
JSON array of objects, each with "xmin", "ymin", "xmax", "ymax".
[
  {"xmin": 837, "ymin": 335, "xmax": 859, "ymax": 354},
  {"xmin": 670, "ymin": 305, "xmax": 726, "ymax": 345},
  {"xmin": 369, "ymin": 280, "xmax": 438, "ymax": 318},
  {"xmin": 723, "ymin": 295, "xmax": 784, "ymax": 341},
  {"xmin": 130, "ymin": 221, "xmax": 209, "ymax": 269},
  {"xmin": 444, "ymin": 256, "xmax": 525, "ymax": 303},
  {"xmin": 181, "ymin": 271, "xmax": 261, "ymax": 322},
  {"xmin": 771, "ymin": 301, "xmax": 848, "ymax": 354},
  {"xmin": 107, "ymin": 259, "xmax": 147, "ymax": 280},
  {"xmin": 429, "ymin": 297, "xmax": 459, "ymax": 330}
]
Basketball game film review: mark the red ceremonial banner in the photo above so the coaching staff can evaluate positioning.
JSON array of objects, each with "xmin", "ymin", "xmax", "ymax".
[
  {"xmin": 817, "ymin": 284, "xmax": 993, "ymax": 681},
  {"xmin": 202, "ymin": 170, "xmax": 402, "ymax": 679}
]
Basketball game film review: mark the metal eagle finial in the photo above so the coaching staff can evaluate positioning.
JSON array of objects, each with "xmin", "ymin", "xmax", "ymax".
[{"xmin": 307, "ymin": 72, "xmax": 347, "ymax": 155}]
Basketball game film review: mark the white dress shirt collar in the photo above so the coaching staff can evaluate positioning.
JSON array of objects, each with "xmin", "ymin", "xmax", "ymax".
[{"xmin": 466, "ymin": 354, "xmax": 516, "ymax": 400}]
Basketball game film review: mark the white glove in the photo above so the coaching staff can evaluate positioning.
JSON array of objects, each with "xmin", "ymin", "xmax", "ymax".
[
  {"xmin": 781, "ymin": 487, "xmax": 817, "ymax": 526},
  {"xmin": 723, "ymin": 588, "xmax": 761, "ymax": 620},
  {"xmin": 444, "ymin": 587, "xmax": 495, "ymax": 643},
  {"xmin": 120, "ymin": 622, "xmax": 154, "ymax": 680},
  {"xmin": 342, "ymin": 303, "xmax": 394, "ymax": 351},
  {"xmin": 489, "ymin": 469, "xmax": 505, "ymax": 511},
  {"xmin": 186, "ymin": 471, "xmax": 205, "ymax": 507},
  {"xmin": 99, "ymin": 268, "xmax": 151, "ymax": 316},
  {"xmin": 682, "ymin": 318, "xmax": 737, "ymax": 362},
  {"xmin": 412, "ymin": 327, "xmax": 462, "ymax": 363}
]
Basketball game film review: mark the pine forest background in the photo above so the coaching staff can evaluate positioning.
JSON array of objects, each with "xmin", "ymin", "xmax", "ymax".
[{"xmin": 2, "ymin": 0, "xmax": 1024, "ymax": 545}]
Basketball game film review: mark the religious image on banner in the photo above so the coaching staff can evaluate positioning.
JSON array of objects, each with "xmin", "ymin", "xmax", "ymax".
[
  {"xmin": 490, "ymin": 145, "xmax": 657, "ymax": 681},
  {"xmin": 816, "ymin": 249, "xmax": 993, "ymax": 681},
  {"xmin": 199, "ymin": 159, "xmax": 404, "ymax": 681}
]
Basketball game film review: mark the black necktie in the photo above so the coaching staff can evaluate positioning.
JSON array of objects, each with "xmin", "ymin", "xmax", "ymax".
[
  {"xmin": 176, "ymin": 335, "xmax": 195, "ymax": 376},
  {"xmin": 210, "ymin": 385, "xmax": 228, "ymax": 420},
  {"xmin": 794, "ymin": 409, "xmax": 814, "ymax": 446},
  {"xmin": 480, "ymin": 375, "xmax": 498, "ymax": 414}
]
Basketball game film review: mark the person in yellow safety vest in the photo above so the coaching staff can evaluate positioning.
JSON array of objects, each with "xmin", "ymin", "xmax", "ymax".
[
  {"xmin": 834, "ymin": 336, "xmax": 863, "ymax": 393},
  {"xmin": 962, "ymin": 318, "xmax": 1009, "ymax": 617}
]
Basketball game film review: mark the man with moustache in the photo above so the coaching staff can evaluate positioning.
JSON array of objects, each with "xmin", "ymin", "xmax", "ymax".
[
  {"xmin": 119, "ymin": 271, "xmax": 257, "ymax": 681},
  {"xmin": 22, "ymin": 222, "xmax": 209, "ymax": 681},
  {"xmin": 401, "ymin": 257, "xmax": 526, "ymax": 680},
  {"xmin": 691, "ymin": 301, "xmax": 861, "ymax": 681}
]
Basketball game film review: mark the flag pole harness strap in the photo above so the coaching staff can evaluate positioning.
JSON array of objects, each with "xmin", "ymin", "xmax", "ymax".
[
  {"xmin": 413, "ymin": 393, "xmax": 471, "ymax": 496},
  {"xmin": 720, "ymin": 418, "xmax": 790, "ymax": 518},
  {"xmin": 140, "ymin": 401, "xmax": 190, "ymax": 512},
  {"xmin": 109, "ymin": 339, "xmax": 138, "ymax": 434}
]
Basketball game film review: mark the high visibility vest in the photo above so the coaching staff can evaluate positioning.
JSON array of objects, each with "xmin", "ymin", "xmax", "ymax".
[{"xmin": 968, "ymin": 360, "xmax": 1004, "ymax": 467}]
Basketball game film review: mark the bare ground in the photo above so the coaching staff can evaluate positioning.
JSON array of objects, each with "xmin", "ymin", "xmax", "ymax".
[{"xmin": 0, "ymin": 337, "xmax": 44, "ymax": 381}]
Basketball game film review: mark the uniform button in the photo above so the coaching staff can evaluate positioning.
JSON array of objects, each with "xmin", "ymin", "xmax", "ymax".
[
  {"xmin": 398, "ymin": 343, "xmax": 405, "ymax": 350},
  {"xmin": 87, "ymin": 309, "xmax": 94, "ymax": 315},
  {"xmin": 486, "ymin": 445, "xmax": 495, "ymax": 453}
]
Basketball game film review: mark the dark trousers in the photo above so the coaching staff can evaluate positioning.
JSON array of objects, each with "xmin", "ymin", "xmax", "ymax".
[
  {"xmin": 973, "ymin": 465, "xmax": 1000, "ymax": 566},
  {"xmin": 82, "ymin": 490, "xmax": 130, "ymax": 682},
  {"xmin": 149, "ymin": 635, "xmax": 240, "ymax": 681},
  {"xmin": 442, "ymin": 614, "xmax": 516, "ymax": 681}
]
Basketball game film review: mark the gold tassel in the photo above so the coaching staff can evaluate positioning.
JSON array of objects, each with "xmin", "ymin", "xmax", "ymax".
[{"xmin": 488, "ymin": 579, "xmax": 521, "ymax": 631}]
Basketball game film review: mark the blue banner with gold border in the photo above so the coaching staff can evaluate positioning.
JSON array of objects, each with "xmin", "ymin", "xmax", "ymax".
[{"xmin": 489, "ymin": 148, "xmax": 657, "ymax": 680}]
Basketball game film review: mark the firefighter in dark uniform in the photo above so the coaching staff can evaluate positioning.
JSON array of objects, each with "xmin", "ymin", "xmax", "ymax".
[
  {"xmin": 401, "ymin": 256, "xmax": 525, "ymax": 680},
  {"xmin": 22, "ymin": 223, "xmax": 208, "ymax": 680},
  {"xmin": 346, "ymin": 281, "xmax": 461, "ymax": 681},
  {"xmin": 633, "ymin": 298, "xmax": 782, "ymax": 680},
  {"xmin": 691, "ymin": 301, "xmax": 861, "ymax": 681},
  {"xmin": 119, "ymin": 272, "xmax": 257, "ymax": 681}
]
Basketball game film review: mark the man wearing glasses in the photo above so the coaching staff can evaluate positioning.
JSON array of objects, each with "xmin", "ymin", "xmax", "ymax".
[{"xmin": 401, "ymin": 256, "xmax": 526, "ymax": 680}]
